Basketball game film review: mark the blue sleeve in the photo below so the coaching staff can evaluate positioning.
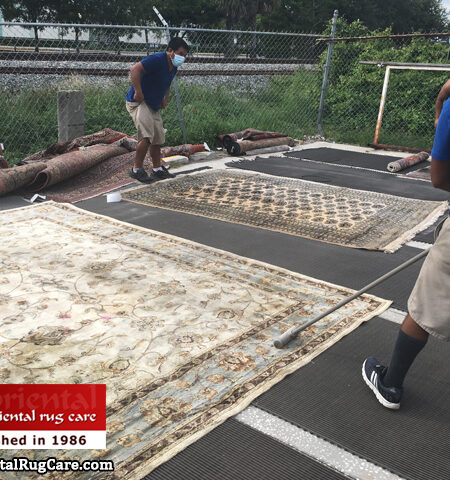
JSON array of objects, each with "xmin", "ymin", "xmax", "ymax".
[
  {"xmin": 140, "ymin": 53, "xmax": 164, "ymax": 74},
  {"xmin": 431, "ymin": 100, "xmax": 450, "ymax": 162}
]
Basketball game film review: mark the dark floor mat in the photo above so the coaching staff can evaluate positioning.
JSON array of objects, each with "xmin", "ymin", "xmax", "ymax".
[
  {"xmin": 285, "ymin": 147, "xmax": 426, "ymax": 174},
  {"xmin": 413, "ymin": 213, "xmax": 448, "ymax": 244},
  {"xmin": 254, "ymin": 317, "xmax": 450, "ymax": 480},
  {"xmin": 225, "ymin": 156, "xmax": 449, "ymax": 202},
  {"xmin": 143, "ymin": 418, "xmax": 350, "ymax": 480},
  {"xmin": 79, "ymin": 197, "xmax": 425, "ymax": 310},
  {"xmin": 0, "ymin": 195, "xmax": 31, "ymax": 210}
]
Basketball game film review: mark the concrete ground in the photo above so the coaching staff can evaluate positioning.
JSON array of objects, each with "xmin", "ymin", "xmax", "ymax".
[{"xmin": 1, "ymin": 142, "xmax": 448, "ymax": 480}]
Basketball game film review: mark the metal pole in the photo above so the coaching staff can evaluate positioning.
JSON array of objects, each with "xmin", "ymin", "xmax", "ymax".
[
  {"xmin": 373, "ymin": 66, "xmax": 391, "ymax": 145},
  {"xmin": 153, "ymin": 6, "xmax": 187, "ymax": 144},
  {"xmin": 317, "ymin": 10, "xmax": 338, "ymax": 136},
  {"xmin": 273, "ymin": 248, "xmax": 429, "ymax": 348}
]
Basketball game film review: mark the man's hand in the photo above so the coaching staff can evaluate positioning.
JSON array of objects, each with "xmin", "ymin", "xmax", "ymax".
[
  {"xmin": 159, "ymin": 98, "xmax": 168, "ymax": 109},
  {"xmin": 133, "ymin": 91, "xmax": 144, "ymax": 103}
]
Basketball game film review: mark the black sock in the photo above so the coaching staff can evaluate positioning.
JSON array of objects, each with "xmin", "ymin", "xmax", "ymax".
[{"xmin": 383, "ymin": 329, "xmax": 427, "ymax": 388}]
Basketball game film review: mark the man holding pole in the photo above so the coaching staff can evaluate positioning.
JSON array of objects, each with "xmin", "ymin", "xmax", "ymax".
[{"xmin": 362, "ymin": 87, "xmax": 450, "ymax": 409}]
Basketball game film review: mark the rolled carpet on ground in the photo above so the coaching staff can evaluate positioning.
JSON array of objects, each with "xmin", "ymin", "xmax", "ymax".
[
  {"xmin": 387, "ymin": 152, "xmax": 429, "ymax": 173},
  {"xmin": 217, "ymin": 128, "xmax": 263, "ymax": 148},
  {"xmin": 26, "ymin": 145, "xmax": 128, "ymax": 192},
  {"xmin": 113, "ymin": 138, "xmax": 206, "ymax": 158},
  {"xmin": 23, "ymin": 128, "xmax": 128, "ymax": 163},
  {"xmin": 0, "ymin": 162, "xmax": 47, "ymax": 196},
  {"xmin": 228, "ymin": 137, "xmax": 296, "ymax": 156}
]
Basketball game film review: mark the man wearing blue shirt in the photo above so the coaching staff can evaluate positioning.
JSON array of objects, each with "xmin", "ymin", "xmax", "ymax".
[
  {"xmin": 126, "ymin": 37, "xmax": 189, "ymax": 182},
  {"xmin": 363, "ymin": 91, "xmax": 450, "ymax": 410}
]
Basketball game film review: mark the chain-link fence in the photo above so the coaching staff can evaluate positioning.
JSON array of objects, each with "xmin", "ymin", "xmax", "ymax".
[
  {"xmin": 1, "ymin": 19, "xmax": 449, "ymax": 165},
  {"xmin": 322, "ymin": 31, "xmax": 450, "ymax": 151},
  {"xmin": 0, "ymin": 22, "xmax": 327, "ymax": 164}
]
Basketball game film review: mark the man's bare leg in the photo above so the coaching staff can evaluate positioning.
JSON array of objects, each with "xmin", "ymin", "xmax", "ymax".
[
  {"xmin": 134, "ymin": 138, "xmax": 150, "ymax": 169},
  {"xmin": 150, "ymin": 144, "xmax": 161, "ymax": 169}
]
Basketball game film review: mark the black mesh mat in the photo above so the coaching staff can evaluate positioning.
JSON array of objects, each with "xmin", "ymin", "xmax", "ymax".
[
  {"xmin": 284, "ymin": 147, "xmax": 426, "ymax": 174},
  {"xmin": 142, "ymin": 418, "xmax": 350, "ymax": 480},
  {"xmin": 225, "ymin": 156, "xmax": 449, "ymax": 202},
  {"xmin": 254, "ymin": 318, "xmax": 450, "ymax": 480}
]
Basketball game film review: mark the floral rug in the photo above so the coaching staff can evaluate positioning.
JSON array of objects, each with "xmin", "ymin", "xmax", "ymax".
[
  {"xmin": 121, "ymin": 170, "xmax": 448, "ymax": 253},
  {"xmin": 0, "ymin": 202, "xmax": 390, "ymax": 479}
]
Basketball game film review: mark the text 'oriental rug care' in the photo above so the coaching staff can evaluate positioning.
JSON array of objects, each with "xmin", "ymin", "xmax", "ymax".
[
  {"xmin": 0, "ymin": 203, "xmax": 390, "ymax": 478},
  {"xmin": 122, "ymin": 170, "xmax": 447, "ymax": 252}
]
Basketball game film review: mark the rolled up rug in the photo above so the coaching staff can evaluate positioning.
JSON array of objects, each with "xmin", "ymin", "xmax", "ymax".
[
  {"xmin": 26, "ymin": 145, "xmax": 127, "ymax": 192},
  {"xmin": 242, "ymin": 132, "xmax": 288, "ymax": 142},
  {"xmin": 161, "ymin": 144, "xmax": 206, "ymax": 157},
  {"xmin": 217, "ymin": 128, "xmax": 264, "ymax": 148},
  {"xmin": 0, "ymin": 162, "xmax": 47, "ymax": 196},
  {"xmin": 245, "ymin": 145, "xmax": 291, "ymax": 156},
  {"xmin": 387, "ymin": 152, "xmax": 429, "ymax": 173},
  {"xmin": 228, "ymin": 137, "xmax": 296, "ymax": 156},
  {"xmin": 23, "ymin": 129, "xmax": 128, "ymax": 163}
]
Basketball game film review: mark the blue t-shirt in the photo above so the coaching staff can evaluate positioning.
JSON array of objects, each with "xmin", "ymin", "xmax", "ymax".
[
  {"xmin": 126, "ymin": 52, "xmax": 177, "ymax": 111},
  {"xmin": 431, "ymin": 98, "xmax": 450, "ymax": 161}
]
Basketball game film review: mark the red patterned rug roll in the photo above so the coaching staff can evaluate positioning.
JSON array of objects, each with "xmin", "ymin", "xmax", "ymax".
[
  {"xmin": 228, "ymin": 137, "xmax": 296, "ymax": 156},
  {"xmin": 23, "ymin": 129, "xmax": 128, "ymax": 163},
  {"xmin": 0, "ymin": 163, "xmax": 47, "ymax": 196},
  {"xmin": 26, "ymin": 145, "xmax": 127, "ymax": 192}
]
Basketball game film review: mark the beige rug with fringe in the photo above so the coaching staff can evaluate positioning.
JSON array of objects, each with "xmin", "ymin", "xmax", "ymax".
[
  {"xmin": 121, "ymin": 170, "xmax": 448, "ymax": 252},
  {"xmin": 0, "ymin": 202, "xmax": 390, "ymax": 479}
]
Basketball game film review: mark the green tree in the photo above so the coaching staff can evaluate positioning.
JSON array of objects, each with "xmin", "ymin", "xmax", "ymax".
[
  {"xmin": 0, "ymin": 0, "xmax": 59, "ymax": 50},
  {"xmin": 149, "ymin": 0, "xmax": 221, "ymax": 28},
  {"xmin": 214, "ymin": 0, "xmax": 280, "ymax": 30},
  {"xmin": 261, "ymin": 0, "xmax": 448, "ymax": 33}
]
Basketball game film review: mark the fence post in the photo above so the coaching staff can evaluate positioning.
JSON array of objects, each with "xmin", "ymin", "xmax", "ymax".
[
  {"xmin": 317, "ymin": 9, "xmax": 338, "ymax": 136},
  {"xmin": 58, "ymin": 90, "xmax": 84, "ymax": 142},
  {"xmin": 153, "ymin": 7, "xmax": 188, "ymax": 144}
]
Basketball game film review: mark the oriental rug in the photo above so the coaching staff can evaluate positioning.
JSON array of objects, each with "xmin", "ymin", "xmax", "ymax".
[
  {"xmin": 0, "ymin": 202, "xmax": 389, "ymax": 479},
  {"xmin": 121, "ymin": 170, "xmax": 447, "ymax": 253},
  {"xmin": 38, "ymin": 151, "xmax": 147, "ymax": 203}
]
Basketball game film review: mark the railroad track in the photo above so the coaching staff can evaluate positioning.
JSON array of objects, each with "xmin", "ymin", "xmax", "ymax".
[
  {"xmin": 0, "ymin": 49, "xmax": 316, "ymax": 65},
  {"xmin": 0, "ymin": 66, "xmax": 298, "ymax": 76}
]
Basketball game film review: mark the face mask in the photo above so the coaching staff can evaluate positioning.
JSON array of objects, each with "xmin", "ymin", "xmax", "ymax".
[{"xmin": 172, "ymin": 54, "xmax": 185, "ymax": 67}]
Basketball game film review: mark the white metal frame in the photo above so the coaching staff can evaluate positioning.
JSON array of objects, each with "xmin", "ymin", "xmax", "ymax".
[{"xmin": 373, "ymin": 64, "xmax": 450, "ymax": 146}]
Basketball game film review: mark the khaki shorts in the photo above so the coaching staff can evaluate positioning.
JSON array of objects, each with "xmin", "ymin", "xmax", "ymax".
[
  {"xmin": 408, "ymin": 216, "xmax": 450, "ymax": 341},
  {"xmin": 126, "ymin": 101, "xmax": 165, "ymax": 144}
]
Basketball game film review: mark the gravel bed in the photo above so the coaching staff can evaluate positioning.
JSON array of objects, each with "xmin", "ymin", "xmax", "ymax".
[{"xmin": 0, "ymin": 59, "xmax": 317, "ymax": 91}]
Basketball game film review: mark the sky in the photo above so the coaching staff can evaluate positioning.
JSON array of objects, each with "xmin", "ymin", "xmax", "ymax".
[{"xmin": 443, "ymin": 0, "xmax": 450, "ymax": 15}]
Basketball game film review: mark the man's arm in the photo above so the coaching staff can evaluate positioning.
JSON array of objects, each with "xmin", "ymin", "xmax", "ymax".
[
  {"xmin": 435, "ymin": 80, "xmax": 450, "ymax": 127},
  {"xmin": 160, "ymin": 89, "xmax": 170, "ymax": 109},
  {"xmin": 130, "ymin": 62, "xmax": 145, "ymax": 103},
  {"xmin": 430, "ymin": 157, "xmax": 450, "ymax": 192}
]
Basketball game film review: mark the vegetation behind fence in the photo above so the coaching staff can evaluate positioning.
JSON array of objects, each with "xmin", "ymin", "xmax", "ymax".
[{"xmin": 0, "ymin": 18, "xmax": 449, "ymax": 165}]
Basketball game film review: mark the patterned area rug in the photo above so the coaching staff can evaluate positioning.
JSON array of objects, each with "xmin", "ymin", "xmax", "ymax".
[
  {"xmin": 121, "ymin": 170, "xmax": 447, "ymax": 253},
  {"xmin": 0, "ymin": 203, "xmax": 389, "ymax": 479},
  {"xmin": 38, "ymin": 151, "xmax": 149, "ymax": 203}
]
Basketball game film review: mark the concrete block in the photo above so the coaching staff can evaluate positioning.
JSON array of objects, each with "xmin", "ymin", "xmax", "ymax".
[{"xmin": 58, "ymin": 90, "xmax": 84, "ymax": 142}]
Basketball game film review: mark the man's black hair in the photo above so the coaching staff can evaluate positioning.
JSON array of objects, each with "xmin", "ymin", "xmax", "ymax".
[{"xmin": 167, "ymin": 37, "xmax": 190, "ymax": 52}]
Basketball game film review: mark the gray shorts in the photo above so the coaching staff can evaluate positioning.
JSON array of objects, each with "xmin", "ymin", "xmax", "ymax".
[
  {"xmin": 126, "ymin": 101, "xmax": 165, "ymax": 144},
  {"xmin": 408, "ymin": 216, "xmax": 450, "ymax": 341}
]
